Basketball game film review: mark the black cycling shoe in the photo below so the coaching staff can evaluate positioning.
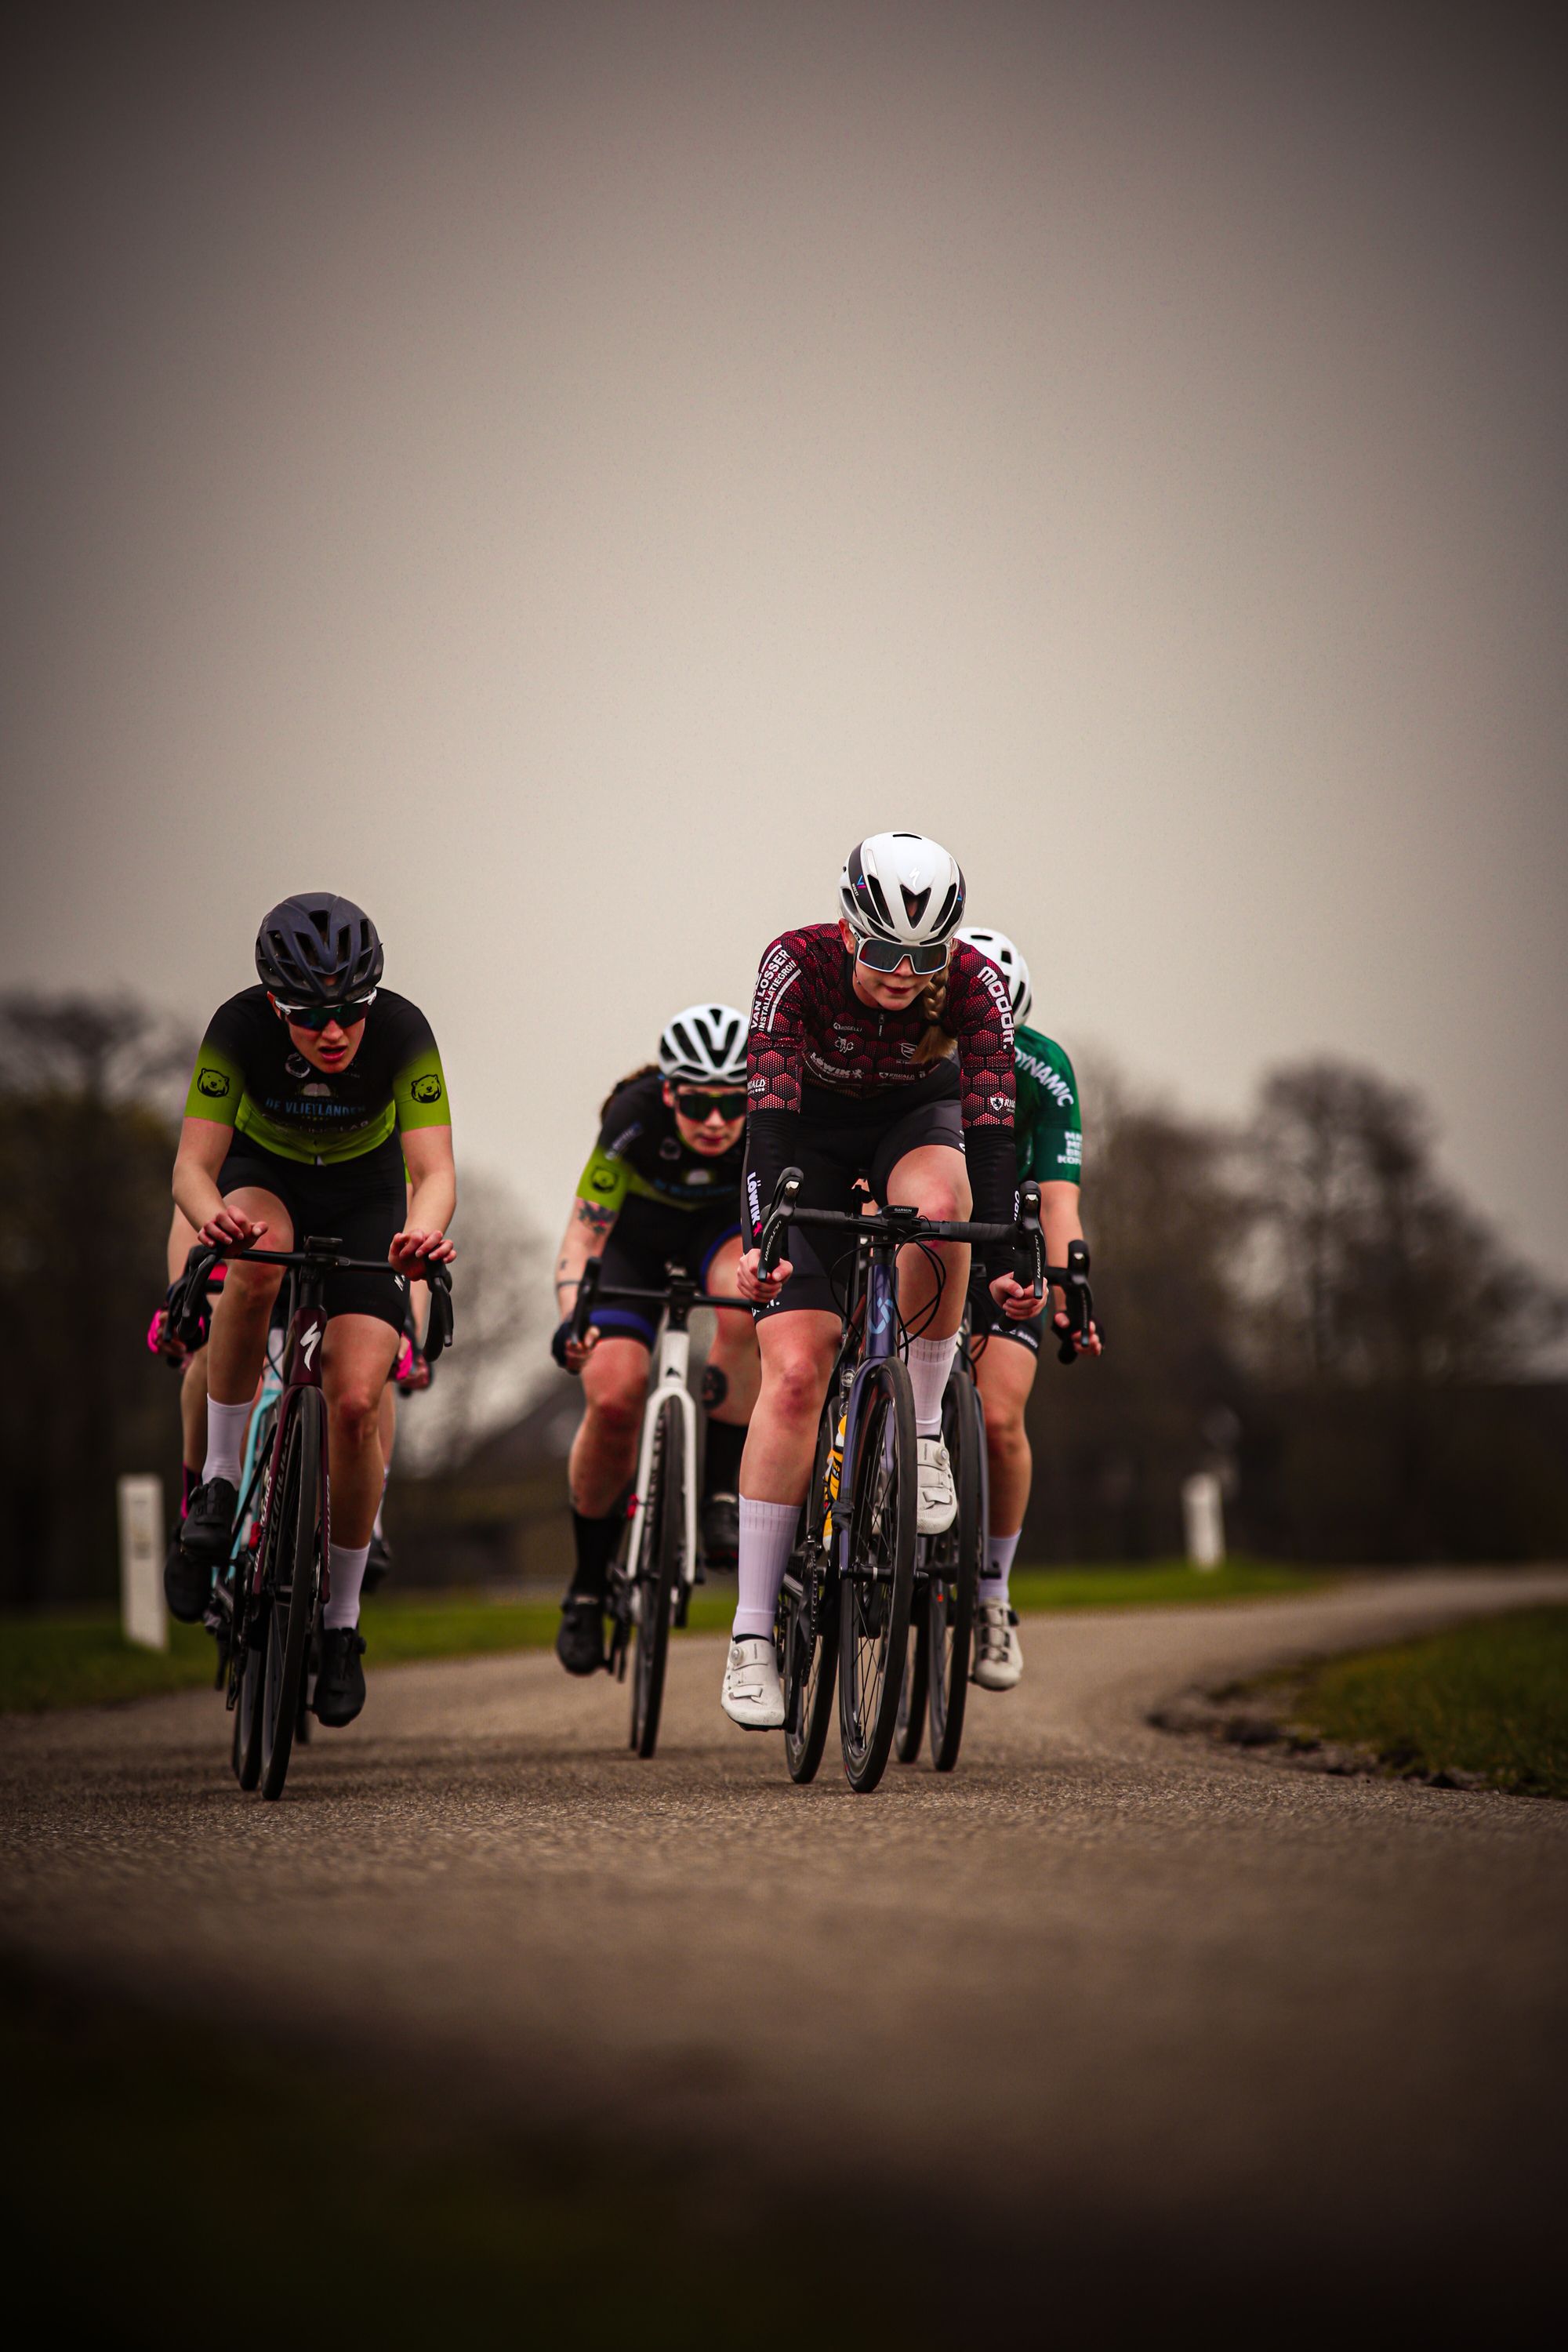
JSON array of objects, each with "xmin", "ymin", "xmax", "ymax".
[
  {"xmin": 699, "ymin": 1491, "xmax": 739, "ymax": 1568},
  {"xmin": 361, "ymin": 1526, "xmax": 393, "ymax": 1594},
  {"xmin": 165, "ymin": 1507, "xmax": 223, "ymax": 1624},
  {"xmin": 180, "ymin": 1477, "xmax": 238, "ymax": 1568},
  {"xmin": 555, "ymin": 1595, "xmax": 606, "ymax": 1676},
  {"xmin": 313, "ymin": 1626, "xmax": 367, "ymax": 1726}
]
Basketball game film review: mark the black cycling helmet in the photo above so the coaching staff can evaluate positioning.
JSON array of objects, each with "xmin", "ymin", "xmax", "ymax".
[{"xmin": 255, "ymin": 894, "xmax": 384, "ymax": 1005}]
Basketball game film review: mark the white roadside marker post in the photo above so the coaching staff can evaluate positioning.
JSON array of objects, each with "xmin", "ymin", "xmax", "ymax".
[
  {"xmin": 1181, "ymin": 1472, "xmax": 1225, "ymax": 1571},
  {"xmin": 118, "ymin": 1474, "xmax": 167, "ymax": 1650}
]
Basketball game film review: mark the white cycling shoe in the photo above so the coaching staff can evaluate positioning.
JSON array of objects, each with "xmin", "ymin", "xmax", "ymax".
[
  {"xmin": 721, "ymin": 1637, "xmax": 785, "ymax": 1729},
  {"xmin": 915, "ymin": 1437, "xmax": 958, "ymax": 1536},
  {"xmin": 971, "ymin": 1599, "xmax": 1023, "ymax": 1690}
]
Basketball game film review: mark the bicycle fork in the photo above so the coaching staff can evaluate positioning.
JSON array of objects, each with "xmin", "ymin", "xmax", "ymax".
[{"xmin": 624, "ymin": 1330, "xmax": 698, "ymax": 1612}]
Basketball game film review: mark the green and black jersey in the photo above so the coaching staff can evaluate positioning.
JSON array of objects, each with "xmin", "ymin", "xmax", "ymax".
[
  {"xmin": 1013, "ymin": 1024, "xmax": 1080, "ymax": 1186},
  {"xmin": 183, "ymin": 986, "xmax": 449, "ymax": 1167},
  {"xmin": 576, "ymin": 1072, "xmax": 744, "ymax": 1216}
]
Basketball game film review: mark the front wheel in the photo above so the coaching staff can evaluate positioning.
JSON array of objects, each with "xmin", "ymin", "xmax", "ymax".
[
  {"xmin": 630, "ymin": 1396, "xmax": 684, "ymax": 1759},
  {"xmin": 838, "ymin": 1360, "xmax": 917, "ymax": 1795},
  {"xmin": 260, "ymin": 1395, "xmax": 325, "ymax": 1801}
]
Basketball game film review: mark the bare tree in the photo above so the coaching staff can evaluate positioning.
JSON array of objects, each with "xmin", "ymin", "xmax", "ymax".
[{"xmin": 1244, "ymin": 1060, "xmax": 1565, "ymax": 1385}]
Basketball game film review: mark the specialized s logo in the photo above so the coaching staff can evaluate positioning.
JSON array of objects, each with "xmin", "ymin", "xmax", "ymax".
[
  {"xmin": 300, "ymin": 1323, "xmax": 321, "ymax": 1370},
  {"xmin": 411, "ymin": 1073, "xmax": 444, "ymax": 1105},
  {"xmin": 196, "ymin": 1068, "xmax": 230, "ymax": 1098}
]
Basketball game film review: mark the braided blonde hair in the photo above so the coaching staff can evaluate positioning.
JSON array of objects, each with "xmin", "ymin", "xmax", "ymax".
[{"xmin": 912, "ymin": 960, "xmax": 956, "ymax": 1065}]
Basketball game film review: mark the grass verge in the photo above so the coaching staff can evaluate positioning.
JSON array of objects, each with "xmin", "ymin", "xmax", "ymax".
[
  {"xmin": 0, "ymin": 1559, "xmax": 1327, "ymax": 1715},
  {"xmin": 1283, "ymin": 1604, "xmax": 1568, "ymax": 1798}
]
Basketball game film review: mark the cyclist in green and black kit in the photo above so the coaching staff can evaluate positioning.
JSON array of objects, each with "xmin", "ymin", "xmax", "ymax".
[
  {"xmin": 550, "ymin": 1005, "xmax": 757, "ymax": 1675},
  {"xmin": 168, "ymin": 893, "xmax": 455, "ymax": 1728},
  {"xmin": 957, "ymin": 928, "xmax": 1102, "ymax": 1690}
]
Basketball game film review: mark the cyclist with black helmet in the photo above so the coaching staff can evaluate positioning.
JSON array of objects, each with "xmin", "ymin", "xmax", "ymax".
[
  {"xmin": 956, "ymin": 927, "xmax": 1102, "ymax": 1691},
  {"xmin": 550, "ymin": 1005, "xmax": 757, "ymax": 1675},
  {"xmin": 724, "ymin": 833, "xmax": 1045, "ymax": 1730},
  {"xmin": 165, "ymin": 893, "xmax": 454, "ymax": 1729}
]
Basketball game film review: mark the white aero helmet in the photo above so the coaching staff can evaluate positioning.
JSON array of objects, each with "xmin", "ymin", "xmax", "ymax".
[
  {"xmin": 956, "ymin": 927, "xmax": 1033, "ymax": 1025},
  {"xmin": 839, "ymin": 833, "xmax": 967, "ymax": 960},
  {"xmin": 659, "ymin": 1004, "xmax": 749, "ymax": 1086}
]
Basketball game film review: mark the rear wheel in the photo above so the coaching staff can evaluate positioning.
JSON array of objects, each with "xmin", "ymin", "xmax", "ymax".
[
  {"xmin": 894, "ymin": 1608, "xmax": 928, "ymax": 1763},
  {"xmin": 838, "ymin": 1360, "xmax": 917, "ymax": 1795},
  {"xmin": 260, "ymin": 1397, "xmax": 324, "ymax": 1801},
  {"xmin": 927, "ymin": 1369, "xmax": 982, "ymax": 1772},
  {"xmin": 233, "ymin": 1638, "xmax": 263, "ymax": 1789},
  {"xmin": 780, "ymin": 1403, "xmax": 840, "ymax": 1784},
  {"xmin": 630, "ymin": 1397, "xmax": 684, "ymax": 1759}
]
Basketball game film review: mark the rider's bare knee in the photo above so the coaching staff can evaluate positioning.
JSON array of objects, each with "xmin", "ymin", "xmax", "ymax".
[{"xmin": 768, "ymin": 1345, "xmax": 829, "ymax": 1427}]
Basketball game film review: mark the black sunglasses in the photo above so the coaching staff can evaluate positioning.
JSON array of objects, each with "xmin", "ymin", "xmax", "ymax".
[
  {"xmin": 854, "ymin": 936, "xmax": 949, "ymax": 977},
  {"xmin": 674, "ymin": 1088, "xmax": 748, "ymax": 1120},
  {"xmin": 272, "ymin": 993, "xmax": 376, "ymax": 1031}
]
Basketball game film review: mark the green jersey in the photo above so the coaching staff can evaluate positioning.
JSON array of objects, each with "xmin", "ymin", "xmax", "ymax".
[
  {"xmin": 1013, "ymin": 1025, "xmax": 1080, "ymax": 1186},
  {"xmin": 183, "ymin": 985, "xmax": 448, "ymax": 1167}
]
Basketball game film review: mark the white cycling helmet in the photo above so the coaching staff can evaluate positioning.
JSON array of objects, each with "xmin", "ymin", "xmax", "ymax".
[
  {"xmin": 956, "ymin": 927, "xmax": 1032, "ymax": 1025},
  {"xmin": 839, "ymin": 833, "xmax": 967, "ymax": 952},
  {"xmin": 659, "ymin": 1004, "xmax": 748, "ymax": 1086}
]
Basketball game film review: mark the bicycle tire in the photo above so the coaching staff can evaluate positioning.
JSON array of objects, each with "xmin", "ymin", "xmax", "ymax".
[
  {"xmin": 233, "ymin": 1642, "xmax": 263, "ymax": 1788},
  {"xmin": 260, "ymin": 1394, "xmax": 324, "ymax": 1801},
  {"xmin": 894, "ymin": 1610, "xmax": 928, "ymax": 1764},
  {"xmin": 927, "ymin": 1367, "xmax": 982, "ymax": 1772},
  {"xmin": 838, "ymin": 1359, "xmax": 917, "ymax": 1795},
  {"xmin": 630, "ymin": 1396, "xmax": 683, "ymax": 1759},
  {"xmin": 780, "ymin": 1404, "xmax": 840, "ymax": 1784}
]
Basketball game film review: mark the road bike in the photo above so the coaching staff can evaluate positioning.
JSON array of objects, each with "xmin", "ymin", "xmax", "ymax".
[
  {"xmin": 892, "ymin": 1233, "xmax": 1096, "ymax": 1769},
  {"xmin": 568, "ymin": 1255, "xmax": 753, "ymax": 1758},
  {"xmin": 173, "ymin": 1236, "xmax": 452, "ymax": 1801},
  {"xmin": 757, "ymin": 1170, "xmax": 1054, "ymax": 1795}
]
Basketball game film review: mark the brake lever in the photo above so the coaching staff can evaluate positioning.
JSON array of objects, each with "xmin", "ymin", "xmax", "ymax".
[
  {"xmin": 1013, "ymin": 1180, "xmax": 1046, "ymax": 1300},
  {"xmin": 1051, "ymin": 1239, "xmax": 1094, "ymax": 1367},
  {"xmin": 417, "ymin": 1258, "xmax": 454, "ymax": 1362},
  {"xmin": 570, "ymin": 1256, "xmax": 602, "ymax": 1349},
  {"xmin": 758, "ymin": 1168, "xmax": 802, "ymax": 1277}
]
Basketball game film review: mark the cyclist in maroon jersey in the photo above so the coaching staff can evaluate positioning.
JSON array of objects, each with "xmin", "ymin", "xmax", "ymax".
[{"xmin": 723, "ymin": 832, "xmax": 1048, "ymax": 1729}]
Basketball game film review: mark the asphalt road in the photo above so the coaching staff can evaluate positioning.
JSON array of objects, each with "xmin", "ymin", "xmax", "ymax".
[{"xmin": 5, "ymin": 1569, "xmax": 1566, "ymax": 2307}]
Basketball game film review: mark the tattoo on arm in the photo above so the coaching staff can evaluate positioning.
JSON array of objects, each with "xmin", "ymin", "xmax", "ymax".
[{"xmin": 573, "ymin": 1200, "xmax": 615, "ymax": 1238}]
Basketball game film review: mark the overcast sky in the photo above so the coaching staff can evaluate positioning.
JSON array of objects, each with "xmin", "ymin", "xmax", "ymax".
[{"xmin": 5, "ymin": 2, "xmax": 1565, "ymax": 1278}]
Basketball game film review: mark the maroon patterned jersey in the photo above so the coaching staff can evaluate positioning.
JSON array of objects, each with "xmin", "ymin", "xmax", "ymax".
[{"xmin": 746, "ymin": 924, "xmax": 1018, "ymax": 1252}]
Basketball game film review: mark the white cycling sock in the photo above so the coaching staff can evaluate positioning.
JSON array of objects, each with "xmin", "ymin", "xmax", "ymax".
[
  {"xmin": 978, "ymin": 1527, "xmax": 1022, "ymax": 1606},
  {"xmin": 372, "ymin": 1464, "xmax": 390, "ymax": 1541},
  {"xmin": 732, "ymin": 1496, "xmax": 797, "ymax": 1641},
  {"xmin": 201, "ymin": 1398, "xmax": 252, "ymax": 1490},
  {"xmin": 906, "ymin": 1334, "xmax": 958, "ymax": 1438},
  {"xmin": 324, "ymin": 1541, "xmax": 372, "ymax": 1631}
]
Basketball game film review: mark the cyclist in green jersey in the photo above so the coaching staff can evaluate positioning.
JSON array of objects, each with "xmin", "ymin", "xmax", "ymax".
[
  {"xmin": 956, "ymin": 928, "xmax": 1101, "ymax": 1690},
  {"xmin": 550, "ymin": 1005, "xmax": 757, "ymax": 1674},
  {"xmin": 168, "ymin": 893, "xmax": 454, "ymax": 1727}
]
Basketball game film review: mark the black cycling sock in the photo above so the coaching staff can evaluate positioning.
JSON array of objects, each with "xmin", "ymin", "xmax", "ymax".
[
  {"xmin": 703, "ymin": 1417, "xmax": 746, "ymax": 1497},
  {"xmin": 568, "ymin": 1508, "xmax": 622, "ymax": 1602}
]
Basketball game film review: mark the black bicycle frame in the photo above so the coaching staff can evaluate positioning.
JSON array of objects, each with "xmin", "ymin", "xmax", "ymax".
[{"xmin": 179, "ymin": 1236, "xmax": 452, "ymax": 1695}]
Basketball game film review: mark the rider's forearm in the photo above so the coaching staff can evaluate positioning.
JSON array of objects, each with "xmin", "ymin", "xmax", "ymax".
[
  {"xmin": 172, "ymin": 1123, "xmax": 233, "ymax": 1232},
  {"xmin": 554, "ymin": 1196, "xmax": 617, "ymax": 1315},
  {"xmin": 406, "ymin": 1166, "xmax": 456, "ymax": 1238}
]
